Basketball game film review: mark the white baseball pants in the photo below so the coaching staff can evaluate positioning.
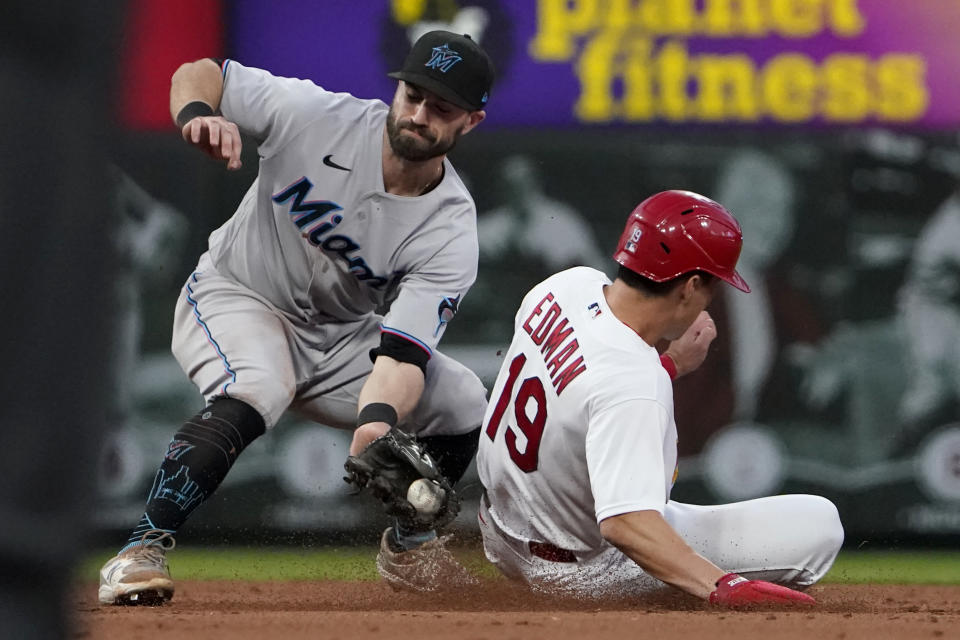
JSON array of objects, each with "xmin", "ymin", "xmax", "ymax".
[{"xmin": 479, "ymin": 493, "xmax": 844, "ymax": 599}]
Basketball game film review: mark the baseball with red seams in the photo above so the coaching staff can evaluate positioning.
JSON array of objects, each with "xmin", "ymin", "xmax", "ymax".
[{"xmin": 407, "ymin": 478, "xmax": 443, "ymax": 515}]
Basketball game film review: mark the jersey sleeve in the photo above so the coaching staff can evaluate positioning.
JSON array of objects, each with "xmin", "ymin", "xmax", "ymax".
[
  {"xmin": 219, "ymin": 60, "xmax": 337, "ymax": 158},
  {"xmin": 586, "ymin": 397, "xmax": 671, "ymax": 522},
  {"xmin": 380, "ymin": 224, "xmax": 478, "ymax": 357}
]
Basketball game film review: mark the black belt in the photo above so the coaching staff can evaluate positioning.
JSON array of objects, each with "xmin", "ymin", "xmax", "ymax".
[{"xmin": 528, "ymin": 541, "xmax": 577, "ymax": 563}]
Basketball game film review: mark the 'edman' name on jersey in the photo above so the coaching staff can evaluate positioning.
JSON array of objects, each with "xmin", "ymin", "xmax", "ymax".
[{"xmin": 478, "ymin": 267, "xmax": 678, "ymax": 556}]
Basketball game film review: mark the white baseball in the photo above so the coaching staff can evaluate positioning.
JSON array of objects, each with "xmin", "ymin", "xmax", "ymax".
[{"xmin": 406, "ymin": 478, "xmax": 444, "ymax": 515}]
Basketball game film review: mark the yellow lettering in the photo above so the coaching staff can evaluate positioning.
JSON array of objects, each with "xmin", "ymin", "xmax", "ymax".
[
  {"xmin": 762, "ymin": 53, "xmax": 817, "ymax": 121},
  {"xmin": 827, "ymin": 0, "xmax": 866, "ymax": 36},
  {"xmin": 700, "ymin": 0, "xmax": 768, "ymax": 36},
  {"xmin": 657, "ymin": 40, "xmax": 691, "ymax": 120},
  {"xmin": 574, "ymin": 30, "xmax": 624, "ymax": 122},
  {"xmin": 734, "ymin": 0, "xmax": 768, "ymax": 35},
  {"xmin": 695, "ymin": 54, "xmax": 760, "ymax": 121},
  {"xmin": 875, "ymin": 54, "xmax": 928, "ymax": 121},
  {"xmin": 821, "ymin": 54, "xmax": 870, "ymax": 121},
  {"xmin": 771, "ymin": 0, "xmax": 824, "ymax": 37},
  {"xmin": 622, "ymin": 36, "xmax": 657, "ymax": 120},
  {"xmin": 556, "ymin": 1, "xmax": 921, "ymax": 126},
  {"xmin": 606, "ymin": 0, "xmax": 633, "ymax": 31},
  {"xmin": 700, "ymin": 0, "xmax": 736, "ymax": 35},
  {"xmin": 530, "ymin": 0, "xmax": 600, "ymax": 61},
  {"xmin": 639, "ymin": 0, "xmax": 696, "ymax": 35}
]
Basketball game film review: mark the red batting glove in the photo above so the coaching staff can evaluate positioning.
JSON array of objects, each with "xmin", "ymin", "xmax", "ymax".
[{"xmin": 709, "ymin": 573, "xmax": 816, "ymax": 607}]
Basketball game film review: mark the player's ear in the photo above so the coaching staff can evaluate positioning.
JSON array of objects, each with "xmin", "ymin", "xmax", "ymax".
[
  {"xmin": 462, "ymin": 110, "xmax": 485, "ymax": 134},
  {"xmin": 677, "ymin": 274, "xmax": 699, "ymax": 302}
]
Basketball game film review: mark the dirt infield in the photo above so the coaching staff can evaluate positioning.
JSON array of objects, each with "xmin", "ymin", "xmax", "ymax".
[{"xmin": 77, "ymin": 581, "xmax": 959, "ymax": 640}]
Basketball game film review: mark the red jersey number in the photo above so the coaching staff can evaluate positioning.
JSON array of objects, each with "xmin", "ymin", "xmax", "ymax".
[{"xmin": 484, "ymin": 353, "xmax": 547, "ymax": 473}]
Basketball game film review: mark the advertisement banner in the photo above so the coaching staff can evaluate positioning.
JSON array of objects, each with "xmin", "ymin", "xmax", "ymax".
[{"xmin": 231, "ymin": 0, "xmax": 960, "ymax": 128}]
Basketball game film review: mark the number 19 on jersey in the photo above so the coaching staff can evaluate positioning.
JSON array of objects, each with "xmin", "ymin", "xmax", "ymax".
[{"xmin": 484, "ymin": 353, "xmax": 548, "ymax": 473}]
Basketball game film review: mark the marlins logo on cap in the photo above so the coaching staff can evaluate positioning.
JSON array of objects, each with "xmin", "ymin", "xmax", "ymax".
[
  {"xmin": 388, "ymin": 30, "xmax": 495, "ymax": 111},
  {"xmin": 425, "ymin": 44, "xmax": 463, "ymax": 72}
]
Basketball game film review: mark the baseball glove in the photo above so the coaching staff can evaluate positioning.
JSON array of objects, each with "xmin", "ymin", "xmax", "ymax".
[{"xmin": 343, "ymin": 427, "xmax": 460, "ymax": 531}]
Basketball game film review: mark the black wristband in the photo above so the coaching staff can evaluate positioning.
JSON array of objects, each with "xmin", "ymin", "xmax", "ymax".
[
  {"xmin": 176, "ymin": 100, "xmax": 214, "ymax": 128},
  {"xmin": 357, "ymin": 402, "xmax": 399, "ymax": 428}
]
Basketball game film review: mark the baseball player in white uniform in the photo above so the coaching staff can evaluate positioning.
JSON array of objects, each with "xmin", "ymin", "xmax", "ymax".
[
  {"xmin": 477, "ymin": 190, "xmax": 844, "ymax": 605},
  {"xmin": 100, "ymin": 31, "xmax": 494, "ymax": 605}
]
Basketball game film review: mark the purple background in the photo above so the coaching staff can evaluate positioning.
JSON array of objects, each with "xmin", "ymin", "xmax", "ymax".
[{"xmin": 229, "ymin": 1, "xmax": 960, "ymax": 129}]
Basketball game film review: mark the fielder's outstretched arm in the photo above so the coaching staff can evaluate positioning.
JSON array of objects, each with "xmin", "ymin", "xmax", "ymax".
[
  {"xmin": 350, "ymin": 356, "xmax": 426, "ymax": 455},
  {"xmin": 169, "ymin": 58, "xmax": 243, "ymax": 170}
]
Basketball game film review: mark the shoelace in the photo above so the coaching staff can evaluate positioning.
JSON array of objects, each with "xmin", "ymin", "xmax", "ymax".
[{"xmin": 126, "ymin": 530, "xmax": 176, "ymax": 568}]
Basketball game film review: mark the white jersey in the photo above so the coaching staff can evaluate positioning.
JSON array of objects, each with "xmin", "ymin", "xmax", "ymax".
[
  {"xmin": 210, "ymin": 60, "xmax": 478, "ymax": 353},
  {"xmin": 477, "ymin": 267, "xmax": 678, "ymax": 556}
]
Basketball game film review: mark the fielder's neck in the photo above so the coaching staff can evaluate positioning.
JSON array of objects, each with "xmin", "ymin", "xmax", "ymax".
[{"xmin": 382, "ymin": 132, "xmax": 445, "ymax": 197}]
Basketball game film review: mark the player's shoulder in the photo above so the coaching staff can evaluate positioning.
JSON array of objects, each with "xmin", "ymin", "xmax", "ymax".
[
  {"xmin": 437, "ymin": 161, "xmax": 476, "ymax": 212},
  {"xmin": 583, "ymin": 351, "xmax": 673, "ymax": 422},
  {"xmin": 541, "ymin": 266, "xmax": 608, "ymax": 291},
  {"xmin": 517, "ymin": 267, "xmax": 605, "ymax": 314},
  {"xmin": 447, "ymin": 163, "xmax": 473, "ymax": 198},
  {"xmin": 224, "ymin": 59, "xmax": 386, "ymax": 116},
  {"xmin": 405, "ymin": 163, "xmax": 478, "ymax": 249}
]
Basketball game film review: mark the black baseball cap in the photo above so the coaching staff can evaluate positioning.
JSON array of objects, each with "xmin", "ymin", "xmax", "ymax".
[{"xmin": 388, "ymin": 30, "xmax": 495, "ymax": 111}]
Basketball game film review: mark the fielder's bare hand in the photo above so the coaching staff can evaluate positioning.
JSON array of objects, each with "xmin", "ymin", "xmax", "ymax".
[
  {"xmin": 181, "ymin": 115, "xmax": 243, "ymax": 171},
  {"xmin": 350, "ymin": 422, "xmax": 391, "ymax": 456},
  {"xmin": 663, "ymin": 310, "xmax": 717, "ymax": 378}
]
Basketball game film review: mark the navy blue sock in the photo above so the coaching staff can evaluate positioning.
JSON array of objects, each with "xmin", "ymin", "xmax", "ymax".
[
  {"xmin": 123, "ymin": 398, "xmax": 265, "ymax": 550},
  {"xmin": 392, "ymin": 521, "xmax": 437, "ymax": 551}
]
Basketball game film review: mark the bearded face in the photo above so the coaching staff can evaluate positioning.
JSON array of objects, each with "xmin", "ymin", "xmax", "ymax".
[{"xmin": 385, "ymin": 102, "xmax": 464, "ymax": 161}]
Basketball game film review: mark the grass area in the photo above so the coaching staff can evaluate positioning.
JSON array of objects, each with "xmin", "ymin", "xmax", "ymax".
[
  {"xmin": 81, "ymin": 548, "xmax": 960, "ymax": 585},
  {"xmin": 82, "ymin": 547, "xmax": 381, "ymax": 582},
  {"xmin": 822, "ymin": 551, "xmax": 960, "ymax": 585}
]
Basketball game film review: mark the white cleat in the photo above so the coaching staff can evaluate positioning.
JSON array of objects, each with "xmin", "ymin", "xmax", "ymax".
[
  {"xmin": 98, "ymin": 531, "xmax": 176, "ymax": 606},
  {"xmin": 375, "ymin": 527, "xmax": 479, "ymax": 593}
]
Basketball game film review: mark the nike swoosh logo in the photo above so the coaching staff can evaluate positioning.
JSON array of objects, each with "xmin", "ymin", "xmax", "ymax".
[{"xmin": 323, "ymin": 154, "xmax": 351, "ymax": 171}]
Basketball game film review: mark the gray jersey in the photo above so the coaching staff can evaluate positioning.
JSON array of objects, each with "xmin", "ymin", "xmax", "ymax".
[{"xmin": 209, "ymin": 60, "xmax": 478, "ymax": 354}]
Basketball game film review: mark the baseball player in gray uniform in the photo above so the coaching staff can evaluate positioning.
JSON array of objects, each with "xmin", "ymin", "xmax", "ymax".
[{"xmin": 99, "ymin": 31, "xmax": 494, "ymax": 605}]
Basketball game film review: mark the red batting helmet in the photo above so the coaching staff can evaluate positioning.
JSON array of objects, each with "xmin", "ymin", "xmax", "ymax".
[{"xmin": 613, "ymin": 190, "xmax": 750, "ymax": 293}]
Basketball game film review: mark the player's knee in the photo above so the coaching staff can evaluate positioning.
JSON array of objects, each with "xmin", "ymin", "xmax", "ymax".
[
  {"xmin": 232, "ymin": 375, "xmax": 296, "ymax": 426},
  {"xmin": 812, "ymin": 495, "xmax": 845, "ymax": 554},
  {"xmin": 798, "ymin": 495, "xmax": 844, "ymax": 583}
]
